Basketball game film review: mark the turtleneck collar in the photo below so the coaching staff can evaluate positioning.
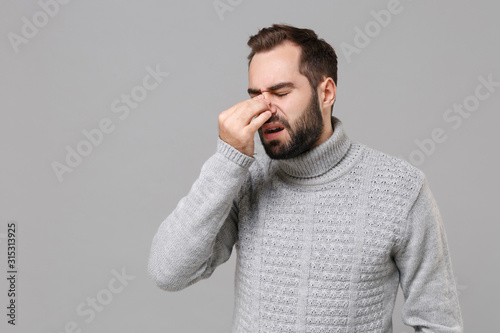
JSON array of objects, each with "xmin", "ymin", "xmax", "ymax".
[{"xmin": 274, "ymin": 116, "xmax": 351, "ymax": 179}]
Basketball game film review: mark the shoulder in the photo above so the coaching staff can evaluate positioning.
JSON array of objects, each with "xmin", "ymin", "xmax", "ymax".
[
  {"xmin": 363, "ymin": 143, "xmax": 424, "ymax": 182},
  {"xmin": 360, "ymin": 143, "xmax": 426, "ymax": 208}
]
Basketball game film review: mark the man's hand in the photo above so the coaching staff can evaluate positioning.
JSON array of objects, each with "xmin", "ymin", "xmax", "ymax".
[{"xmin": 218, "ymin": 95, "xmax": 276, "ymax": 157}]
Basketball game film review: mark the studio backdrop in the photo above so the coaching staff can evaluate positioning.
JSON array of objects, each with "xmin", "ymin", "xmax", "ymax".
[{"xmin": 1, "ymin": 0, "xmax": 498, "ymax": 332}]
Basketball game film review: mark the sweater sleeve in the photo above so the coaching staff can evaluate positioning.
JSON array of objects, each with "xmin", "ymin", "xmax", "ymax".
[
  {"xmin": 394, "ymin": 178, "xmax": 463, "ymax": 332},
  {"xmin": 148, "ymin": 139, "xmax": 254, "ymax": 291}
]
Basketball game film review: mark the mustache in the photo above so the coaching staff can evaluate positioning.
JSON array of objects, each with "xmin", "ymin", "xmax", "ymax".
[{"xmin": 265, "ymin": 114, "xmax": 291, "ymax": 129}]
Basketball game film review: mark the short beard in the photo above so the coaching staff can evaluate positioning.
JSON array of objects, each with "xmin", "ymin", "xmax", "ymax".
[{"xmin": 259, "ymin": 89, "xmax": 324, "ymax": 160}]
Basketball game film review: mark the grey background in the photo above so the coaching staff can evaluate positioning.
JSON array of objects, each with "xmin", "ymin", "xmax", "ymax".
[{"xmin": 1, "ymin": 0, "xmax": 498, "ymax": 332}]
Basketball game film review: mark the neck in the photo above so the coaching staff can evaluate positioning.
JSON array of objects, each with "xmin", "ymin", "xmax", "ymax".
[
  {"xmin": 311, "ymin": 115, "xmax": 334, "ymax": 149},
  {"xmin": 274, "ymin": 116, "xmax": 351, "ymax": 179}
]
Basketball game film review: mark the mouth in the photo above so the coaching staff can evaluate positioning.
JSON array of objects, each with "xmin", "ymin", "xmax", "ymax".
[
  {"xmin": 262, "ymin": 122, "xmax": 286, "ymax": 140},
  {"xmin": 265, "ymin": 126, "xmax": 284, "ymax": 134}
]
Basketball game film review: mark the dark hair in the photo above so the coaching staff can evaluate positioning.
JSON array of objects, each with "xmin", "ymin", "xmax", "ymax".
[{"xmin": 247, "ymin": 24, "xmax": 338, "ymax": 90}]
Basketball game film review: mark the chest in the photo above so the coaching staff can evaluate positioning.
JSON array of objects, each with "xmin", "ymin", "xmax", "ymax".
[{"xmin": 236, "ymin": 176, "xmax": 406, "ymax": 283}]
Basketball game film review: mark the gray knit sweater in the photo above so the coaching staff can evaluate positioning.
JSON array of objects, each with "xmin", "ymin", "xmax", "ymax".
[{"xmin": 148, "ymin": 117, "xmax": 463, "ymax": 332}]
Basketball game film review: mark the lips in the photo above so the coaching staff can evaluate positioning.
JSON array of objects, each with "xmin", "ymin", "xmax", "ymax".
[{"xmin": 262, "ymin": 122, "xmax": 285, "ymax": 140}]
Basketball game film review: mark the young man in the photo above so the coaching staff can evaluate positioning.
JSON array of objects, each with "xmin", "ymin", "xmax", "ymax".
[{"xmin": 148, "ymin": 24, "xmax": 463, "ymax": 332}]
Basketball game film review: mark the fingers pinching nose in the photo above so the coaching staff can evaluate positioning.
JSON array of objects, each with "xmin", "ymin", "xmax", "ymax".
[
  {"xmin": 256, "ymin": 94, "xmax": 269, "ymax": 103},
  {"xmin": 256, "ymin": 93, "xmax": 273, "ymax": 111},
  {"xmin": 261, "ymin": 94, "xmax": 271, "ymax": 104}
]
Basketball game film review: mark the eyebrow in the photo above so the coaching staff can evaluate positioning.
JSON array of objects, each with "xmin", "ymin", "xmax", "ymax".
[{"xmin": 247, "ymin": 82, "xmax": 295, "ymax": 95}]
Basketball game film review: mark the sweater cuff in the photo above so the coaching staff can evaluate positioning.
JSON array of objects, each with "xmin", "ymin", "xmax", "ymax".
[{"xmin": 216, "ymin": 138, "xmax": 254, "ymax": 169}]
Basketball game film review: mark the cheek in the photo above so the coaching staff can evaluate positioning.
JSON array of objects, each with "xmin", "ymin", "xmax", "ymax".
[
  {"xmin": 277, "ymin": 97, "xmax": 307, "ymax": 123},
  {"xmin": 273, "ymin": 98, "xmax": 295, "ymax": 117}
]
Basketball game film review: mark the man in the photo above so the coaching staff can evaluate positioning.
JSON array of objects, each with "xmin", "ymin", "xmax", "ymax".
[{"xmin": 148, "ymin": 24, "xmax": 463, "ymax": 332}]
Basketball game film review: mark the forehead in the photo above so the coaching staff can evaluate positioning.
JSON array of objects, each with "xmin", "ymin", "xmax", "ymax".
[{"xmin": 248, "ymin": 42, "xmax": 306, "ymax": 89}]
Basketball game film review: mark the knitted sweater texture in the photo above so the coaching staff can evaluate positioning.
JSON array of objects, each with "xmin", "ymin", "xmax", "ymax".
[{"xmin": 148, "ymin": 117, "xmax": 463, "ymax": 332}]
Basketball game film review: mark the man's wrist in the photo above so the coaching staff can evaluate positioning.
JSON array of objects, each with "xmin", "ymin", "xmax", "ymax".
[{"xmin": 217, "ymin": 137, "xmax": 255, "ymax": 169}]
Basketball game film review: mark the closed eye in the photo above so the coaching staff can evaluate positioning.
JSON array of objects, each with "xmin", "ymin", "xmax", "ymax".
[{"xmin": 275, "ymin": 92, "xmax": 288, "ymax": 97}]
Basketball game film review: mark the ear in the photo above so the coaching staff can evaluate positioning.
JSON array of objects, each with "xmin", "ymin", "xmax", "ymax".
[{"xmin": 318, "ymin": 77, "xmax": 336, "ymax": 113}]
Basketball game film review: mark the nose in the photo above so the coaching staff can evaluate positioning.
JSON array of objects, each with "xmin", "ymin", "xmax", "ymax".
[{"xmin": 261, "ymin": 92, "xmax": 278, "ymax": 113}]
